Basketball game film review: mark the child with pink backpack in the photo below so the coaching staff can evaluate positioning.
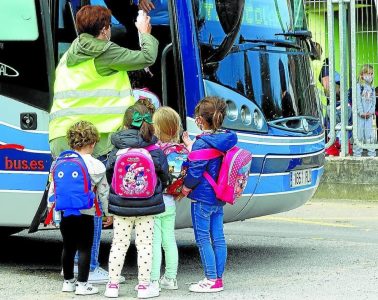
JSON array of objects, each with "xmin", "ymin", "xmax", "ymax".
[
  {"xmin": 104, "ymin": 104, "xmax": 169, "ymax": 299},
  {"xmin": 176, "ymin": 97, "xmax": 248, "ymax": 293}
]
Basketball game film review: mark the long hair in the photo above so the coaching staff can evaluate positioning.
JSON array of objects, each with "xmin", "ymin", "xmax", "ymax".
[
  {"xmin": 195, "ymin": 96, "xmax": 227, "ymax": 131},
  {"xmin": 123, "ymin": 104, "xmax": 154, "ymax": 142},
  {"xmin": 153, "ymin": 107, "xmax": 181, "ymax": 143}
]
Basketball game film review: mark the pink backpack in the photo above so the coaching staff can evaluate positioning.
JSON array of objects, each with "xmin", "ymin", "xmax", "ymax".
[
  {"xmin": 111, "ymin": 145, "xmax": 159, "ymax": 198},
  {"xmin": 188, "ymin": 146, "xmax": 252, "ymax": 204}
]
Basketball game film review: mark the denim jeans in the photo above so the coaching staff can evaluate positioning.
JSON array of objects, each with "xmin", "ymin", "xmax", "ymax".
[{"xmin": 191, "ymin": 202, "xmax": 227, "ymax": 280}]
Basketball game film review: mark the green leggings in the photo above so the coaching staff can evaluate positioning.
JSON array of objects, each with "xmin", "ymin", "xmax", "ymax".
[{"xmin": 151, "ymin": 205, "xmax": 178, "ymax": 281}]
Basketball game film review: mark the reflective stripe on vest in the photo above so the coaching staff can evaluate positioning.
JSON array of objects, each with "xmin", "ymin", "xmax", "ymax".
[
  {"xmin": 49, "ymin": 53, "xmax": 134, "ymax": 141},
  {"xmin": 53, "ymin": 89, "xmax": 133, "ymax": 100}
]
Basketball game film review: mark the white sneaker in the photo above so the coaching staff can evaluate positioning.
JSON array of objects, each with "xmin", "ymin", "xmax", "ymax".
[
  {"xmin": 104, "ymin": 282, "xmax": 120, "ymax": 298},
  {"xmin": 62, "ymin": 279, "xmax": 77, "ymax": 292},
  {"xmin": 75, "ymin": 282, "xmax": 99, "ymax": 295},
  {"xmin": 60, "ymin": 265, "xmax": 79, "ymax": 276},
  {"xmin": 135, "ymin": 281, "xmax": 160, "ymax": 292},
  {"xmin": 137, "ymin": 282, "xmax": 160, "ymax": 299},
  {"xmin": 189, "ymin": 278, "xmax": 223, "ymax": 293},
  {"xmin": 159, "ymin": 275, "xmax": 178, "ymax": 290},
  {"xmin": 88, "ymin": 267, "xmax": 125, "ymax": 284}
]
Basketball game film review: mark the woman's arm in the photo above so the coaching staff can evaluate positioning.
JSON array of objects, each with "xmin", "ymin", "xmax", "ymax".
[{"xmin": 96, "ymin": 33, "xmax": 159, "ymax": 73}]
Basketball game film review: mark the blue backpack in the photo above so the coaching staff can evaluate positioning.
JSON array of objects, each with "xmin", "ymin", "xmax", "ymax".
[{"xmin": 52, "ymin": 151, "xmax": 95, "ymax": 214}]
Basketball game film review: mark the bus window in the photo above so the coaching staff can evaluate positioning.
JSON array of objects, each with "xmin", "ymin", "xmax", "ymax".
[
  {"xmin": 0, "ymin": 0, "xmax": 39, "ymax": 41},
  {"xmin": 0, "ymin": 0, "xmax": 53, "ymax": 112}
]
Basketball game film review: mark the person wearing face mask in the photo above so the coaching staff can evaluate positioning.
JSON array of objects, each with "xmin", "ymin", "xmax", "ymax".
[
  {"xmin": 353, "ymin": 64, "xmax": 376, "ymax": 157},
  {"xmin": 49, "ymin": 5, "xmax": 159, "ymax": 284}
]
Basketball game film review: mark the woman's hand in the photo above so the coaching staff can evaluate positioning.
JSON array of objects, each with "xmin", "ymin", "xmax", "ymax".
[
  {"xmin": 135, "ymin": 15, "xmax": 152, "ymax": 34},
  {"xmin": 139, "ymin": 0, "xmax": 155, "ymax": 13},
  {"xmin": 103, "ymin": 216, "xmax": 113, "ymax": 227}
]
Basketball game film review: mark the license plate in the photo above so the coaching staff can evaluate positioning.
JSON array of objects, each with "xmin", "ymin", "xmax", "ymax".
[{"xmin": 290, "ymin": 169, "xmax": 312, "ymax": 187}]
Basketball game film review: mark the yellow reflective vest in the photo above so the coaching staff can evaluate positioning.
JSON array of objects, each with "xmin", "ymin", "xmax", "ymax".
[{"xmin": 49, "ymin": 53, "xmax": 135, "ymax": 142}]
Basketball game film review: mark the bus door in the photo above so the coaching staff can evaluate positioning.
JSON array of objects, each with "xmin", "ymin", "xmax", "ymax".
[{"xmin": 0, "ymin": 0, "xmax": 54, "ymax": 227}]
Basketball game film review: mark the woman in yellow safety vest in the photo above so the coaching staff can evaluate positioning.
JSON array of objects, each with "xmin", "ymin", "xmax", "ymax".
[{"xmin": 49, "ymin": 4, "xmax": 158, "ymax": 159}]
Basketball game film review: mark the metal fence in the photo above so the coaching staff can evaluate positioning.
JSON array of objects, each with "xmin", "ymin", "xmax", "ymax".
[{"xmin": 305, "ymin": 0, "xmax": 378, "ymax": 157}]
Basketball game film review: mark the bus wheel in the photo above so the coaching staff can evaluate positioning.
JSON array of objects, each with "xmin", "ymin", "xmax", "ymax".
[{"xmin": 0, "ymin": 227, "xmax": 23, "ymax": 237}]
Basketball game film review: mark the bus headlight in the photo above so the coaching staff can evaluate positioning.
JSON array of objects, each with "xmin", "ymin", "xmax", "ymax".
[
  {"xmin": 226, "ymin": 100, "xmax": 238, "ymax": 121},
  {"xmin": 241, "ymin": 105, "xmax": 252, "ymax": 125},
  {"xmin": 253, "ymin": 110, "xmax": 263, "ymax": 130}
]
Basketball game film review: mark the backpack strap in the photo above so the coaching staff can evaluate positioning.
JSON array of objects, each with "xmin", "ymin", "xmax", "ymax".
[
  {"xmin": 145, "ymin": 144, "xmax": 159, "ymax": 151},
  {"xmin": 188, "ymin": 149, "xmax": 224, "ymax": 195},
  {"xmin": 188, "ymin": 149, "xmax": 224, "ymax": 161},
  {"xmin": 93, "ymin": 186, "xmax": 102, "ymax": 217},
  {"xmin": 44, "ymin": 202, "xmax": 55, "ymax": 226}
]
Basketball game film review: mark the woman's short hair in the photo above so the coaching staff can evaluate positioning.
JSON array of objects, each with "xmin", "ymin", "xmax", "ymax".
[{"xmin": 76, "ymin": 5, "xmax": 112, "ymax": 36}]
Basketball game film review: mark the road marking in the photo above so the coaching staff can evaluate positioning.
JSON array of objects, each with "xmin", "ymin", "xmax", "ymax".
[{"xmin": 258, "ymin": 216, "xmax": 357, "ymax": 228}]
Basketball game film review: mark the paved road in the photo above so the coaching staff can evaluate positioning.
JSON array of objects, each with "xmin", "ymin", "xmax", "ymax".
[{"xmin": 1, "ymin": 200, "xmax": 378, "ymax": 300}]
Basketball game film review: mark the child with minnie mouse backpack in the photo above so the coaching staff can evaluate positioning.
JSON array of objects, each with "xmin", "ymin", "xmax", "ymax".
[{"xmin": 105, "ymin": 103, "xmax": 169, "ymax": 299}]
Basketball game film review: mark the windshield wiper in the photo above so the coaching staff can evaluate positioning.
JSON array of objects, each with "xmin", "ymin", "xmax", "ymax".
[
  {"xmin": 275, "ymin": 30, "xmax": 312, "ymax": 39},
  {"xmin": 239, "ymin": 36, "xmax": 301, "ymax": 50}
]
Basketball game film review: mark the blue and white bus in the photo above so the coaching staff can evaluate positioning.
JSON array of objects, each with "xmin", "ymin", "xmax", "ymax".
[{"xmin": 0, "ymin": 0, "xmax": 324, "ymax": 235}]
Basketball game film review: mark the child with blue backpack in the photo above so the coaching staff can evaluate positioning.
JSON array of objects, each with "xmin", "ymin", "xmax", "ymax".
[
  {"xmin": 48, "ymin": 121, "xmax": 112, "ymax": 295},
  {"xmin": 104, "ymin": 103, "xmax": 169, "ymax": 299},
  {"xmin": 176, "ymin": 97, "xmax": 238, "ymax": 293}
]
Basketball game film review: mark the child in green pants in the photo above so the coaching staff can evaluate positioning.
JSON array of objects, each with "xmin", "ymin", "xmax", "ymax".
[{"xmin": 151, "ymin": 107, "xmax": 188, "ymax": 289}]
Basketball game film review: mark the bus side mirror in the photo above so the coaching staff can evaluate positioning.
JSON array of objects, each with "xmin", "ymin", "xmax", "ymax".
[
  {"xmin": 215, "ymin": 0, "xmax": 245, "ymax": 35},
  {"xmin": 205, "ymin": 0, "xmax": 245, "ymax": 64}
]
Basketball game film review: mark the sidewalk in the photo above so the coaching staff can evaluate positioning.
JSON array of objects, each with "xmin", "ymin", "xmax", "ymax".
[{"xmin": 314, "ymin": 156, "xmax": 378, "ymax": 201}]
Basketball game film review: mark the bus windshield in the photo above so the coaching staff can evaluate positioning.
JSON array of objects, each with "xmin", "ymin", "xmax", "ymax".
[
  {"xmin": 196, "ymin": 0, "xmax": 307, "ymax": 47},
  {"xmin": 195, "ymin": 0, "xmax": 319, "ymax": 123}
]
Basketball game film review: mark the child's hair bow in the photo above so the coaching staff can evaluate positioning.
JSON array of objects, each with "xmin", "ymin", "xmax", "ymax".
[{"xmin": 131, "ymin": 111, "xmax": 153, "ymax": 128}]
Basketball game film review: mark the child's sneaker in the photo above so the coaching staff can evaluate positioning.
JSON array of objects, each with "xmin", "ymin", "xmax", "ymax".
[
  {"xmin": 137, "ymin": 281, "xmax": 160, "ymax": 299},
  {"xmin": 104, "ymin": 282, "xmax": 120, "ymax": 298},
  {"xmin": 189, "ymin": 278, "xmax": 223, "ymax": 293},
  {"xmin": 88, "ymin": 267, "xmax": 125, "ymax": 284},
  {"xmin": 159, "ymin": 275, "xmax": 178, "ymax": 290},
  {"xmin": 135, "ymin": 281, "xmax": 160, "ymax": 292},
  {"xmin": 62, "ymin": 279, "xmax": 77, "ymax": 292},
  {"xmin": 75, "ymin": 282, "xmax": 99, "ymax": 295}
]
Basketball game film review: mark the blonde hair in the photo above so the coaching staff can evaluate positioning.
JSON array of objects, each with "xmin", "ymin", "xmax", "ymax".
[
  {"xmin": 358, "ymin": 64, "xmax": 374, "ymax": 84},
  {"xmin": 153, "ymin": 107, "xmax": 181, "ymax": 143},
  {"xmin": 66, "ymin": 120, "xmax": 100, "ymax": 150}
]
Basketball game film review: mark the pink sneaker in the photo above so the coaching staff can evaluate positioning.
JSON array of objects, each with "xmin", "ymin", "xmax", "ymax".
[
  {"xmin": 189, "ymin": 278, "xmax": 224, "ymax": 293},
  {"xmin": 104, "ymin": 282, "xmax": 119, "ymax": 298}
]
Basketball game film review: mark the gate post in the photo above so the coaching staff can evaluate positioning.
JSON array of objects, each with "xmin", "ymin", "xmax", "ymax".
[{"xmin": 338, "ymin": 0, "xmax": 350, "ymax": 157}]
